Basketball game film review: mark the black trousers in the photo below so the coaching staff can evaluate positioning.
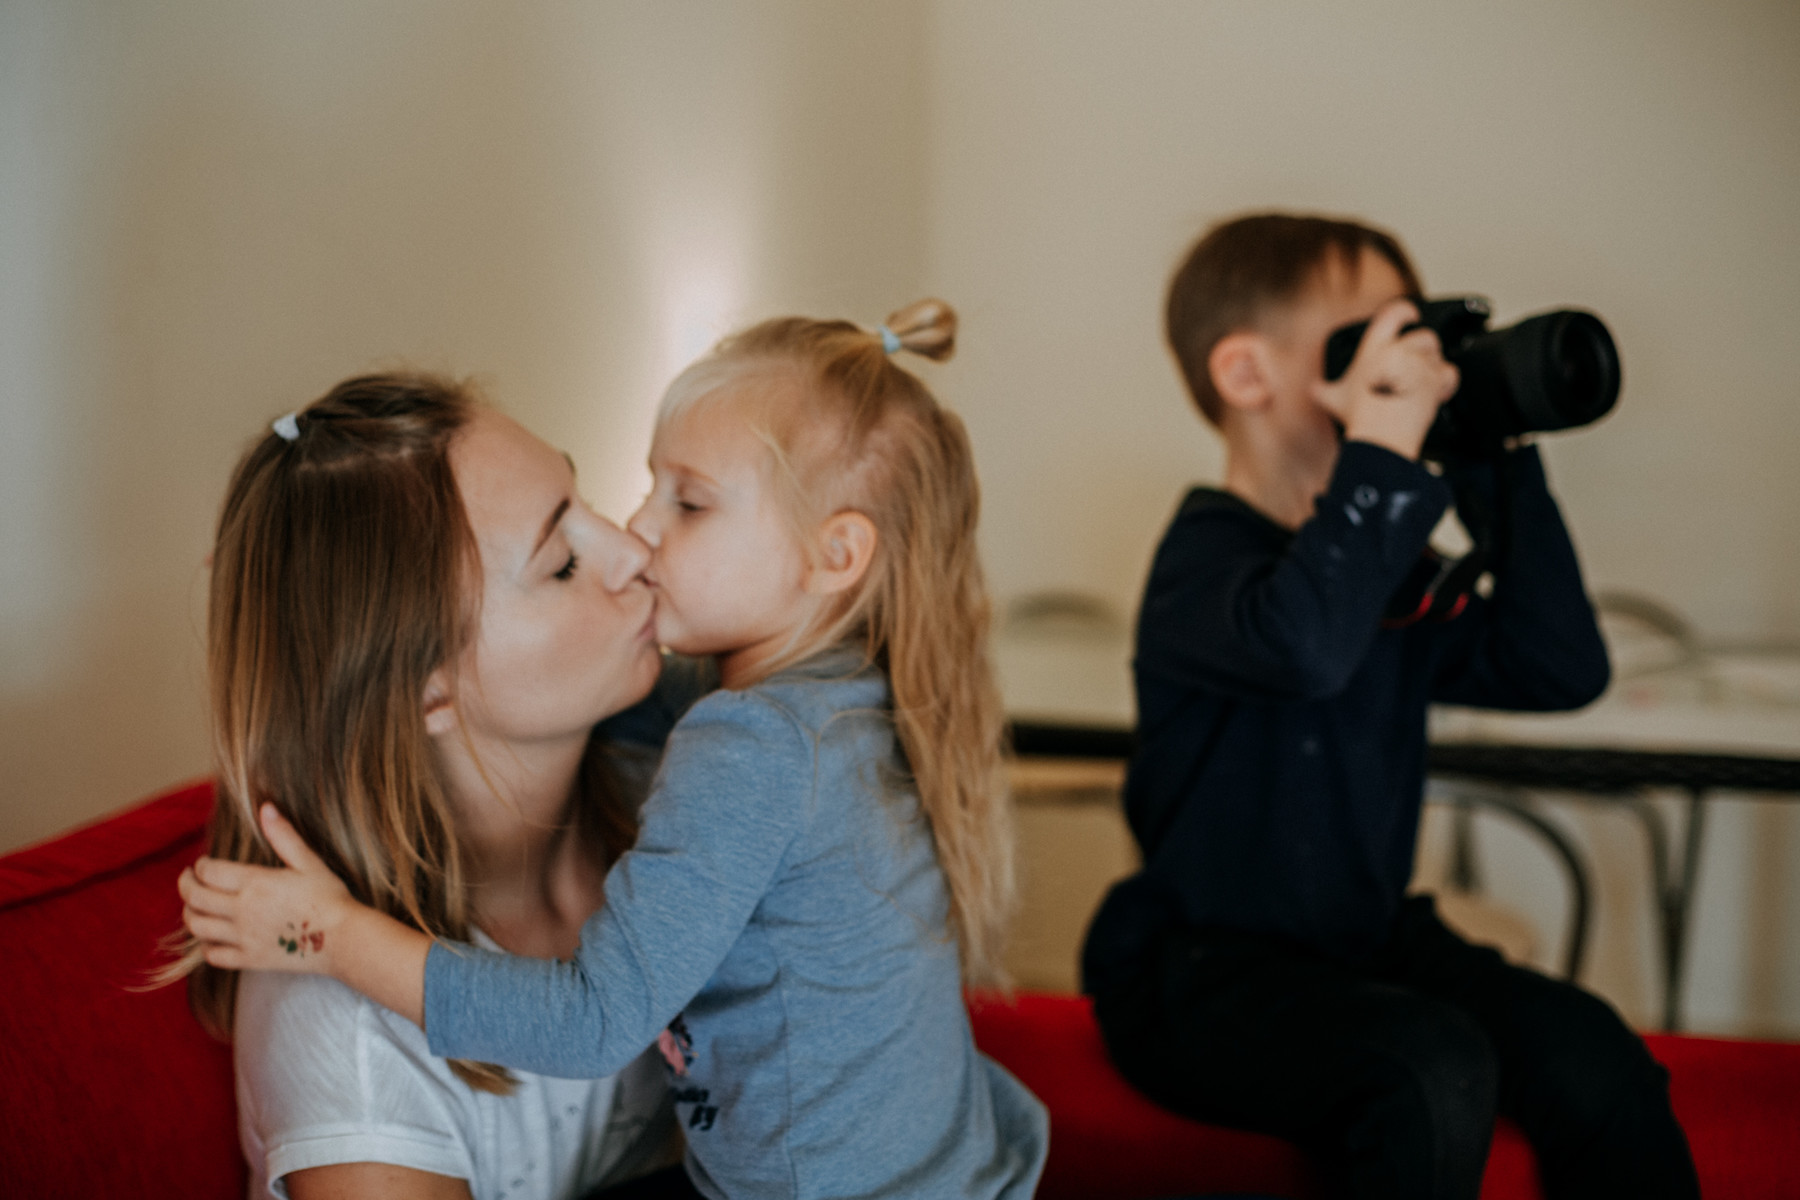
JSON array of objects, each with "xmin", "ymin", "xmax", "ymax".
[
  {"xmin": 1092, "ymin": 896, "xmax": 1699, "ymax": 1200},
  {"xmin": 586, "ymin": 1165, "xmax": 705, "ymax": 1200}
]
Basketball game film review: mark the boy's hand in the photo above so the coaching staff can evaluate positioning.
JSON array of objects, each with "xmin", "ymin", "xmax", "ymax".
[
  {"xmin": 1312, "ymin": 298, "xmax": 1459, "ymax": 461},
  {"xmin": 179, "ymin": 804, "xmax": 358, "ymax": 975}
]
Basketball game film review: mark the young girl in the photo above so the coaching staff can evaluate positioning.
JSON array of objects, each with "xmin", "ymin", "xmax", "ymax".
[{"xmin": 180, "ymin": 301, "xmax": 1050, "ymax": 1199}]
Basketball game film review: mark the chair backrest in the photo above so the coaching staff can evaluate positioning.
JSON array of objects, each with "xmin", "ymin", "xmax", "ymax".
[{"xmin": 0, "ymin": 780, "xmax": 243, "ymax": 1197}]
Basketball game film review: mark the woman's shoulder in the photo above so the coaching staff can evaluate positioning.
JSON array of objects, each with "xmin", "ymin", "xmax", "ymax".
[
  {"xmin": 234, "ymin": 970, "xmax": 445, "ymax": 1116},
  {"xmin": 234, "ymin": 971, "xmax": 475, "ymax": 1193},
  {"xmin": 235, "ymin": 970, "xmax": 671, "ymax": 1198},
  {"xmin": 236, "ymin": 968, "xmax": 388, "ymax": 1055}
]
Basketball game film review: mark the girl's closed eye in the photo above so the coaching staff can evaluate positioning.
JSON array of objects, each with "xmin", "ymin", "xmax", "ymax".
[{"xmin": 553, "ymin": 552, "xmax": 579, "ymax": 581}]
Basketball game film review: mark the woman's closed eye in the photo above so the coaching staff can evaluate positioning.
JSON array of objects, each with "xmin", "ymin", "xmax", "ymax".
[{"xmin": 553, "ymin": 551, "xmax": 579, "ymax": 581}]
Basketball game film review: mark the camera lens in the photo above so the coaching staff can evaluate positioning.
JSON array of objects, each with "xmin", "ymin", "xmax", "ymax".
[
  {"xmin": 1329, "ymin": 300, "xmax": 1621, "ymax": 459},
  {"xmin": 1505, "ymin": 310, "xmax": 1620, "ymax": 435},
  {"xmin": 1550, "ymin": 312, "xmax": 1620, "ymax": 427}
]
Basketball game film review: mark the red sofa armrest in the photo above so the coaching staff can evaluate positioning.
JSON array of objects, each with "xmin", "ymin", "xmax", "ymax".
[{"xmin": 0, "ymin": 781, "xmax": 243, "ymax": 1198}]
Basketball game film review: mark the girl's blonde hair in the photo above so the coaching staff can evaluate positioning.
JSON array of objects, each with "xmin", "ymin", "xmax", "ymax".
[
  {"xmin": 657, "ymin": 300, "xmax": 1014, "ymax": 984},
  {"xmin": 162, "ymin": 373, "xmax": 635, "ymax": 1093}
]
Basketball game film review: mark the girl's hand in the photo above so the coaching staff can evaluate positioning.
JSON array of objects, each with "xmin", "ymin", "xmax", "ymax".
[
  {"xmin": 179, "ymin": 804, "xmax": 356, "ymax": 976},
  {"xmin": 180, "ymin": 803, "xmax": 433, "ymax": 1026}
]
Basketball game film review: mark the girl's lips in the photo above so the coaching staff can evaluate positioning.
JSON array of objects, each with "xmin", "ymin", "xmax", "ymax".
[{"xmin": 637, "ymin": 600, "xmax": 659, "ymax": 642}]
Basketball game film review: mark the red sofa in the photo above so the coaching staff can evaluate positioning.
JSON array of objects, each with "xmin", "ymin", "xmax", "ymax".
[{"xmin": 3, "ymin": 781, "xmax": 1797, "ymax": 1197}]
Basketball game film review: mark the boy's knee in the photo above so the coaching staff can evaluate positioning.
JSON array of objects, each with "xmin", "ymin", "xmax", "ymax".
[
  {"xmin": 1505, "ymin": 986, "xmax": 1698, "ymax": 1197},
  {"xmin": 1333, "ymin": 1005, "xmax": 1498, "ymax": 1196},
  {"xmin": 1518, "ymin": 986, "xmax": 1671, "ymax": 1142},
  {"xmin": 1386, "ymin": 1007, "xmax": 1498, "ymax": 1132}
]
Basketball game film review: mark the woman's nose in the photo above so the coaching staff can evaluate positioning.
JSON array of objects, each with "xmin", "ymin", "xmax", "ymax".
[
  {"xmin": 625, "ymin": 502, "xmax": 659, "ymax": 549},
  {"xmin": 600, "ymin": 522, "xmax": 653, "ymax": 591}
]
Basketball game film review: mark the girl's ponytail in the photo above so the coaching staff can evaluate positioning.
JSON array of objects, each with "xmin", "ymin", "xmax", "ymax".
[
  {"xmin": 861, "ymin": 299, "xmax": 1014, "ymax": 985},
  {"xmin": 879, "ymin": 298, "xmax": 958, "ymax": 363},
  {"xmin": 873, "ymin": 395, "xmax": 1015, "ymax": 986}
]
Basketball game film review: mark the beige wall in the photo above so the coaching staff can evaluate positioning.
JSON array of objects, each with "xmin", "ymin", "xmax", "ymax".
[
  {"xmin": 0, "ymin": 0, "xmax": 927, "ymax": 852},
  {"xmin": 918, "ymin": 0, "xmax": 1800, "ymax": 1035},
  {"xmin": 925, "ymin": 0, "xmax": 1800, "ymax": 640},
  {"xmin": 3, "ymin": 1, "xmax": 1796, "ymax": 1032}
]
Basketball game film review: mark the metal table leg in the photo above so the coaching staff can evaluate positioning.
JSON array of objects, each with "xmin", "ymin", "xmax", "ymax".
[{"xmin": 1605, "ymin": 788, "xmax": 1709, "ymax": 1031}]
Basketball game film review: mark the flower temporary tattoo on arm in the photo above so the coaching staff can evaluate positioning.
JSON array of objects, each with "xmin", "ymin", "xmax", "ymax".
[{"xmin": 277, "ymin": 921, "xmax": 325, "ymax": 958}]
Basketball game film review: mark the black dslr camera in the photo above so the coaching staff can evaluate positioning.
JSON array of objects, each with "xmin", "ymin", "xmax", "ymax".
[{"xmin": 1323, "ymin": 297, "xmax": 1621, "ymax": 460}]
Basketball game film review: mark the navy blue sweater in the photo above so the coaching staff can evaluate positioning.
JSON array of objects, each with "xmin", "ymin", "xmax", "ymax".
[{"xmin": 1082, "ymin": 442, "xmax": 1608, "ymax": 988}]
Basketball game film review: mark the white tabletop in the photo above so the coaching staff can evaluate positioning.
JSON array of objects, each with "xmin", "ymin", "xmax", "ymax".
[
  {"xmin": 997, "ymin": 624, "xmax": 1800, "ymax": 762},
  {"xmin": 994, "ymin": 626, "xmax": 1135, "ymax": 729},
  {"xmin": 1432, "ymin": 696, "xmax": 1799, "ymax": 761}
]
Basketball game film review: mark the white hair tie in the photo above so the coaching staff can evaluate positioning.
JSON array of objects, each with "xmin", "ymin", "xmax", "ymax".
[
  {"xmin": 271, "ymin": 412, "xmax": 301, "ymax": 442},
  {"xmin": 878, "ymin": 325, "xmax": 903, "ymax": 355}
]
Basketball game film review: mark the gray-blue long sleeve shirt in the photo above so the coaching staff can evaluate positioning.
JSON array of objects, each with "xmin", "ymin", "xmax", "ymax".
[{"xmin": 423, "ymin": 649, "xmax": 1048, "ymax": 1200}]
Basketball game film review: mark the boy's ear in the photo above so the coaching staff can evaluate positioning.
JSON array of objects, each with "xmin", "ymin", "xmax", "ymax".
[
  {"xmin": 805, "ymin": 511, "xmax": 878, "ymax": 597},
  {"xmin": 422, "ymin": 670, "xmax": 458, "ymax": 738},
  {"xmin": 1209, "ymin": 331, "xmax": 1275, "ymax": 413}
]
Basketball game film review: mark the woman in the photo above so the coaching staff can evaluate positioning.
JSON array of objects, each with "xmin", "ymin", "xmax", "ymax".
[{"xmin": 170, "ymin": 373, "xmax": 694, "ymax": 1199}]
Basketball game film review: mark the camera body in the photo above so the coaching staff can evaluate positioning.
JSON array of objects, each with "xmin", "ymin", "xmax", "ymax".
[{"xmin": 1323, "ymin": 296, "xmax": 1622, "ymax": 459}]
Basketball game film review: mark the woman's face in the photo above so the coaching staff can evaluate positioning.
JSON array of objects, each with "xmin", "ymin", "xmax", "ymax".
[{"xmin": 443, "ymin": 409, "xmax": 660, "ymax": 749}]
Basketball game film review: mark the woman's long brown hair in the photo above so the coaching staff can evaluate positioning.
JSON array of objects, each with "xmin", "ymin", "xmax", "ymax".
[{"xmin": 162, "ymin": 372, "xmax": 635, "ymax": 1093}]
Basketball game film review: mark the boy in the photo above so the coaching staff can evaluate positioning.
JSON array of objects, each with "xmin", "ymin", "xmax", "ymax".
[{"xmin": 1081, "ymin": 213, "xmax": 1698, "ymax": 1199}]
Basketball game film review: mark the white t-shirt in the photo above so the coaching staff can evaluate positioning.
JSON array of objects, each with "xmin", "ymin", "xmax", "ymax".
[{"xmin": 234, "ymin": 941, "xmax": 676, "ymax": 1200}]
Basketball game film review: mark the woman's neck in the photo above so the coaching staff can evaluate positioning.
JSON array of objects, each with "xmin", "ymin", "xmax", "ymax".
[{"xmin": 433, "ymin": 732, "xmax": 606, "ymax": 958}]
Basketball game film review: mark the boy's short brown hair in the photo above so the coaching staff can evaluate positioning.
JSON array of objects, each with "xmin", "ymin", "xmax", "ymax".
[{"xmin": 1166, "ymin": 212, "xmax": 1421, "ymax": 425}]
